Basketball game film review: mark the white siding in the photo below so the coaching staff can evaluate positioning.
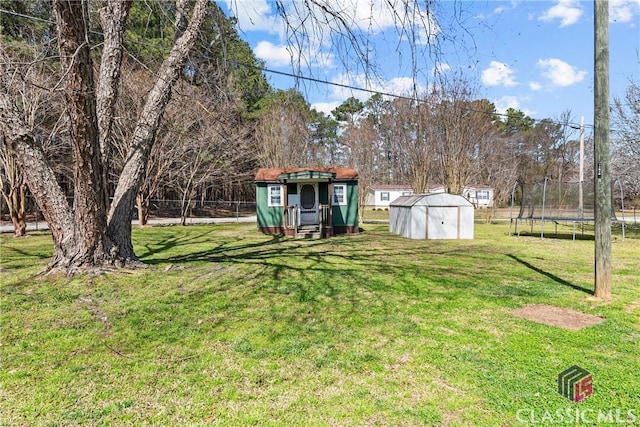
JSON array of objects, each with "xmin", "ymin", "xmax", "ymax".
[{"xmin": 463, "ymin": 187, "xmax": 494, "ymax": 208}]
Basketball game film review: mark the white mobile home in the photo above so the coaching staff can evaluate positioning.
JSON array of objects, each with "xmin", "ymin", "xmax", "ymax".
[
  {"xmin": 366, "ymin": 184, "xmax": 445, "ymax": 209},
  {"xmin": 463, "ymin": 185, "xmax": 494, "ymax": 208}
]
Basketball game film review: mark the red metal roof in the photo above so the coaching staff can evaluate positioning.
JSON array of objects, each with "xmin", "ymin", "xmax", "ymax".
[
  {"xmin": 369, "ymin": 184, "xmax": 413, "ymax": 191},
  {"xmin": 255, "ymin": 167, "xmax": 359, "ymax": 181},
  {"xmin": 369, "ymin": 184, "xmax": 446, "ymax": 191},
  {"xmin": 464, "ymin": 184, "xmax": 493, "ymax": 190}
]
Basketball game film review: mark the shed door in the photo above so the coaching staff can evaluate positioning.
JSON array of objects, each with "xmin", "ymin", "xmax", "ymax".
[
  {"xmin": 299, "ymin": 183, "xmax": 318, "ymax": 225},
  {"xmin": 427, "ymin": 207, "xmax": 459, "ymax": 239}
]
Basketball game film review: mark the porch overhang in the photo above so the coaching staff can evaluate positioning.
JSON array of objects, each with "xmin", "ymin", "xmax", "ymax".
[
  {"xmin": 278, "ymin": 170, "xmax": 335, "ymax": 182},
  {"xmin": 255, "ymin": 167, "xmax": 359, "ymax": 184}
]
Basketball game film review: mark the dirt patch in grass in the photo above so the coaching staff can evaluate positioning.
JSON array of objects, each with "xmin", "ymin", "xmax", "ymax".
[{"xmin": 513, "ymin": 304, "xmax": 605, "ymax": 330}]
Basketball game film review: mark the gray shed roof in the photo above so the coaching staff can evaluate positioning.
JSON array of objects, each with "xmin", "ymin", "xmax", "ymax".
[{"xmin": 390, "ymin": 193, "xmax": 474, "ymax": 207}]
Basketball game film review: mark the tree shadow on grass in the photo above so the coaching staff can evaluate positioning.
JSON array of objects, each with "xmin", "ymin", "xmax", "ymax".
[
  {"xmin": 136, "ymin": 228, "xmax": 225, "ymax": 260},
  {"xmin": 0, "ymin": 245, "xmax": 52, "ymax": 263},
  {"xmin": 140, "ymin": 233, "xmax": 296, "ymax": 266},
  {"xmin": 506, "ymin": 254, "xmax": 592, "ymax": 295},
  {"xmin": 137, "ymin": 227, "xmax": 594, "ymax": 320},
  {"xmin": 139, "ymin": 231, "xmax": 413, "ymax": 317},
  {"xmin": 515, "ymin": 232, "xmax": 594, "ymax": 241}
]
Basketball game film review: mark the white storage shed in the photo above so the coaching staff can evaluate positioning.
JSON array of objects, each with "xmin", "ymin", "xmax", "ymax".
[{"xmin": 389, "ymin": 193, "xmax": 474, "ymax": 239}]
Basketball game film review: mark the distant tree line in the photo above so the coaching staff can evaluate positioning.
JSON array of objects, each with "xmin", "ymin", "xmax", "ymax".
[{"xmin": 251, "ymin": 77, "xmax": 639, "ymax": 219}]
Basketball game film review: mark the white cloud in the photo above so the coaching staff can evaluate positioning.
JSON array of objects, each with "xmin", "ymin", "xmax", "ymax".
[
  {"xmin": 494, "ymin": 96, "xmax": 521, "ymax": 115},
  {"xmin": 493, "ymin": 1, "xmax": 520, "ymax": 15},
  {"xmin": 253, "ymin": 37, "xmax": 335, "ymax": 69},
  {"xmin": 336, "ymin": 0, "xmax": 395, "ymax": 29},
  {"xmin": 432, "ymin": 62, "xmax": 452, "ymax": 75},
  {"xmin": 325, "ymin": 0, "xmax": 438, "ymax": 36},
  {"xmin": 254, "ymin": 41, "xmax": 292, "ymax": 66},
  {"xmin": 229, "ymin": 0, "xmax": 440, "ymax": 45},
  {"xmin": 384, "ymin": 77, "xmax": 418, "ymax": 95},
  {"xmin": 231, "ymin": 0, "xmax": 440, "ymax": 72},
  {"xmin": 415, "ymin": 18, "xmax": 442, "ymax": 45},
  {"xmin": 311, "ymin": 73, "xmax": 426, "ymax": 120},
  {"xmin": 494, "ymin": 96, "xmax": 533, "ymax": 116},
  {"xmin": 482, "ymin": 61, "xmax": 517, "ymax": 87},
  {"xmin": 529, "ymin": 82, "xmax": 543, "ymax": 91},
  {"xmin": 537, "ymin": 58, "xmax": 587, "ymax": 87},
  {"xmin": 326, "ymin": 73, "xmax": 424, "ymax": 105},
  {"xmin": 539, "ymin": 0, "xmax": 583, "ymax": 27},
  {"xmin": 610, "ymin": 0, "xmax": 640, "ymax": 23},
  {"xmin": 312, "ymin": 101, "xmax": 342, "ymax": 115},
  {"xmin": 327, "ymin": 73, "xmax": 366, "ymax": 100},
  {"xmin": 225, "ymin": 0, "xmax": 282, "ymax": 34}
]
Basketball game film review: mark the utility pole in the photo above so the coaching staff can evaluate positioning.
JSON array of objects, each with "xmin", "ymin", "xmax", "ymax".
[{"xmin": 594, "ymin": 0, "xmax": 612, "ymax": 300}]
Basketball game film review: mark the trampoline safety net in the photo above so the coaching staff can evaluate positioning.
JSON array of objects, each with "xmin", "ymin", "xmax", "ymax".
[{"xmin": 513, "ymin": 179, "xmax": 618, "ymax": 221}]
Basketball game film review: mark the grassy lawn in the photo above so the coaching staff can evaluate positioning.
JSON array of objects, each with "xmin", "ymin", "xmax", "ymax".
[{"xmin": 1, "ymin": 223, "xmax": 639, "ymax": 425}]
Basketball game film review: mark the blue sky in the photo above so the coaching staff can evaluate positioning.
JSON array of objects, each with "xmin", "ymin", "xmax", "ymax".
[{"xmin": 221, "ymin": 1, "xmax": 639, "ymax": 127}]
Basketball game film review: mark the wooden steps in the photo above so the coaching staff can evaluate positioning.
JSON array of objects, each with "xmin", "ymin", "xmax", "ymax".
[{"xmin": 295, "ymin": 224, "xmax": 322, "ymax": 239}]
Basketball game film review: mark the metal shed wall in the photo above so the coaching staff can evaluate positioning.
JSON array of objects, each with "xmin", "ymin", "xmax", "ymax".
[
  {"xmin": 389, "ymin": 205, "xmax": 410, "ymax": 237},
  {"xmin": 389, "ymin": 193, "xmax": 474, "ymax": 239}
]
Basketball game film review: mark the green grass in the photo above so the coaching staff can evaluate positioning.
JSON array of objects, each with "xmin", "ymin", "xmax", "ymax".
[
  {"xmin": 362, "ymin": 207, "xmax": 390, "ymax": 221},
  {"xmin": 1, "ymin": 223, "xmax": 639, "ymax": 426}
]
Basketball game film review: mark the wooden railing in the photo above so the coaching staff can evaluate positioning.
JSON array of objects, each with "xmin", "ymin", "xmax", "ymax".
[
  {"xmin": 285, "ymin": 205, "xmax": 299, "ymax": 229},
  {"xmin": 285, "ymin": 204, "xmax": 331, "ymax": 237},
  {"xmin": 319, "ymin": 204, "xmax": 331, "ymax": 227}
]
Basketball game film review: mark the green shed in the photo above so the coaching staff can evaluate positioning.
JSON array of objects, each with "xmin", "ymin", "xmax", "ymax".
[{"xmin": 255, "ymin": 167, "xmax": 359, "ymax": 238}]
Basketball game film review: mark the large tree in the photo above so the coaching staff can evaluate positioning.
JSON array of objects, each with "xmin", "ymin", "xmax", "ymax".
[
  {"xmin": 103, "ymin": 1, "xmax": 269, "ymax": 225},
  {"xmin": 1, "ymin": 0, "xmax": 209, "ymax": 272}
]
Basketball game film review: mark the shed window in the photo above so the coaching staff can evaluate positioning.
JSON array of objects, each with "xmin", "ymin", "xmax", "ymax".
[
  {"xmin": 268, "ymin": 184, "xmax": 283, "ymax": 207},
  {"xmin": 333, "ymin": 184, "xmax": 347, "ymax": 205},
  {"xmin": 380, "ymin": 192, "xmax": 390, "ymax": 201}
]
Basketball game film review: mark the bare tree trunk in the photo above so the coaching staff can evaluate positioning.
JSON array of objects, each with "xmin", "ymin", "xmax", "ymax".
[
  {"xmin": 2, "ymin": 0, "xmax": 126, "ymax": 271},
  {"xmin": 97, "ymin": 1, "xmax": 133, "ymax": 212},
  {"xmin": 53, "ymin": 0, "xmax": 112, "ymax": 268},
  {"xmin": 107, "ymin": 0, "xmax": 209, "ymax": 260},
  {"xmin": 136, "ymin": 192, "xmax": 149, "ymax": 227},
  {"xmin": 3, "ymin": 182, "xmax": 27, "ymax": 237},
  {"xmin": 0, "ymin": 98, "xmax": 76, "ymax": 266},
  {"xmin": 0, "ymin": 139, "xmax": 27, "ymax": 236},
  {"xmin": 97, "ymin": 0, "xmax": 132, "ymax": 159},
  {"xmin": 11, "ymin": 183, "xmax": 27, "ymax": 236},
  {"xmin": 180, "ymin": 194, "xmax": 190, "ymax": 227}
]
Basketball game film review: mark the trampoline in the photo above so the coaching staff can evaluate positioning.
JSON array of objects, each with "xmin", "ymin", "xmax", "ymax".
[{"xmin": 509, "ymin": 177, "xmax": 626, "ymax": 239}]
